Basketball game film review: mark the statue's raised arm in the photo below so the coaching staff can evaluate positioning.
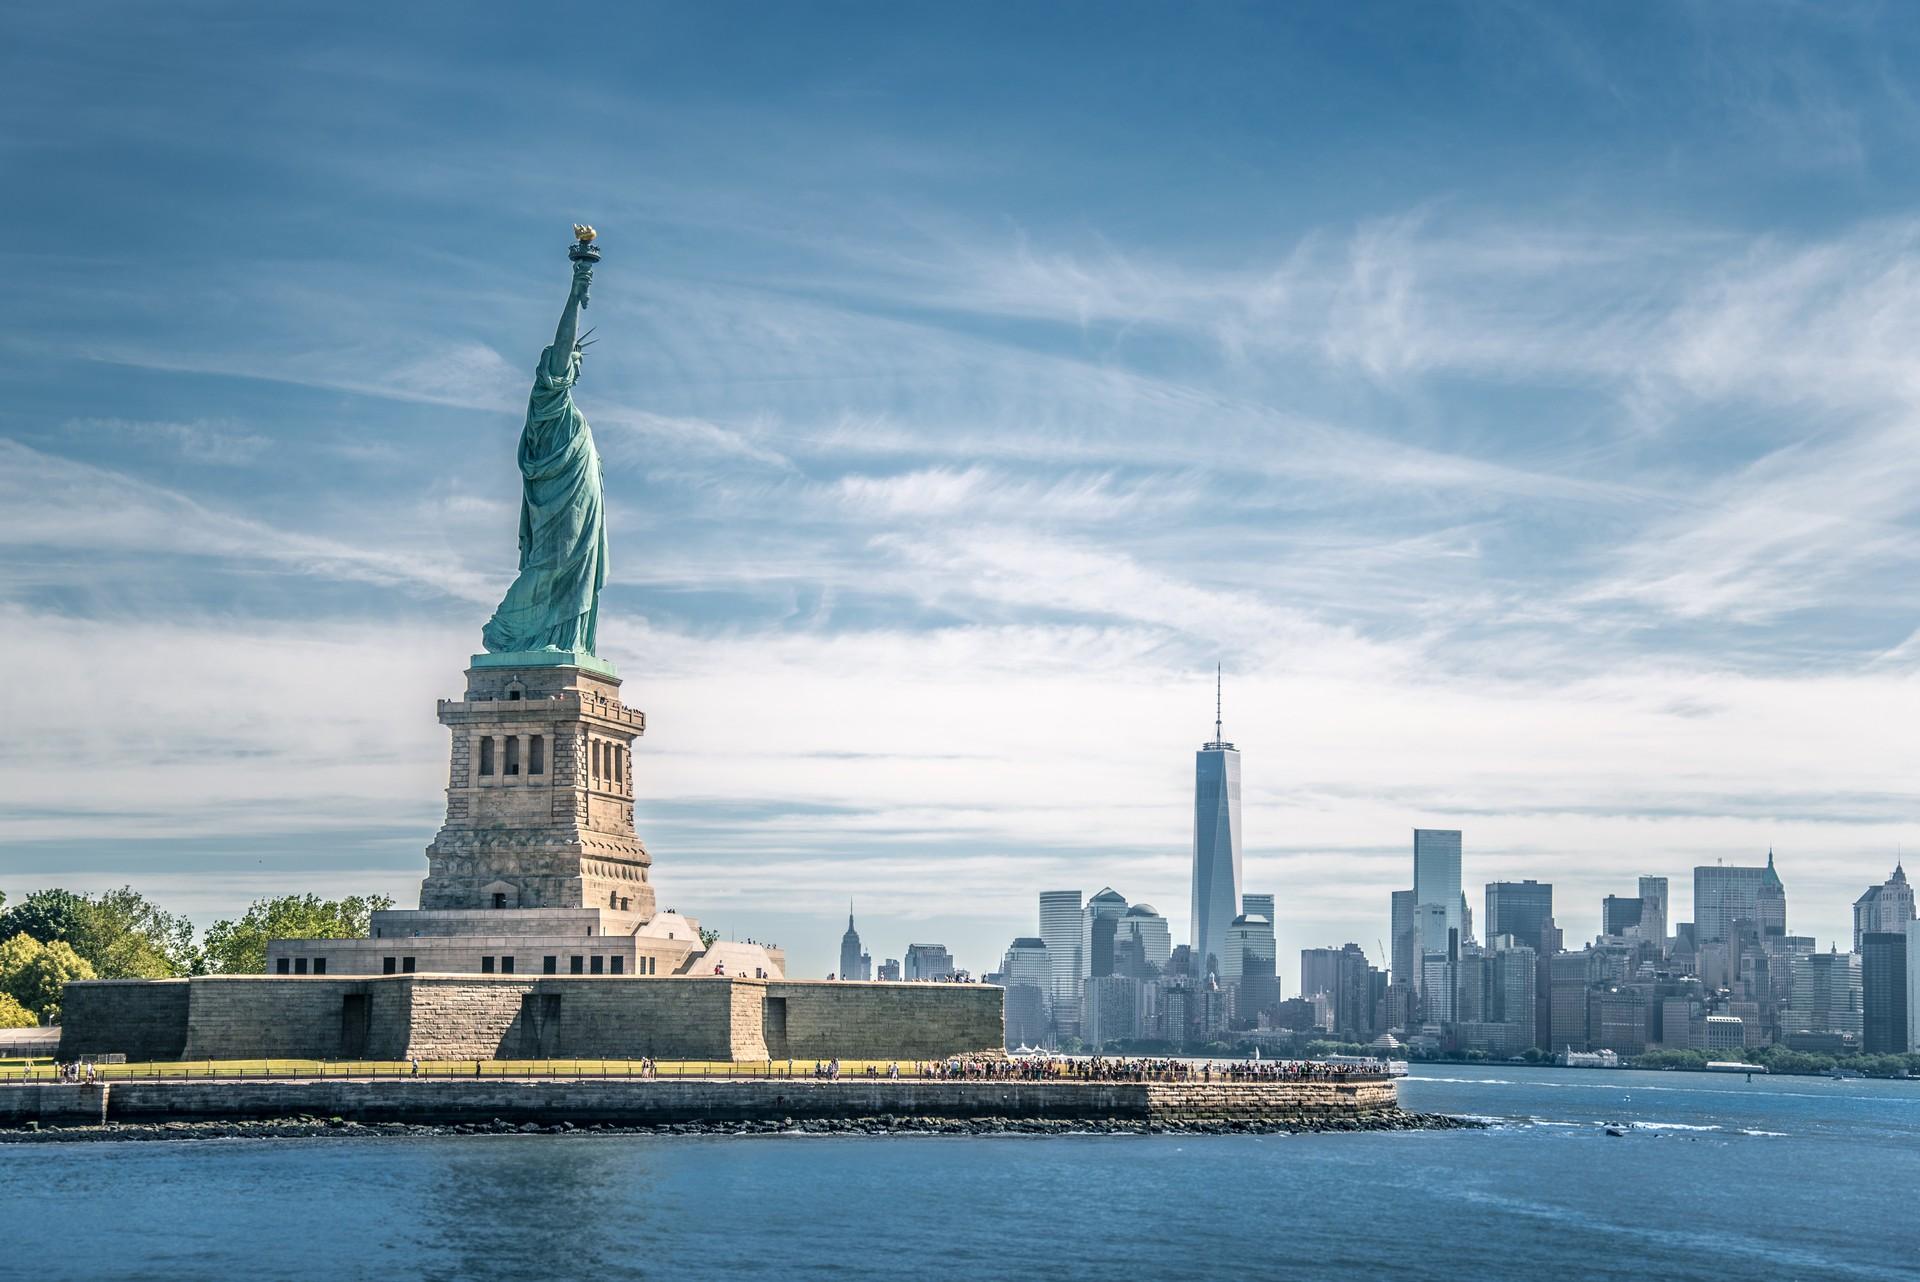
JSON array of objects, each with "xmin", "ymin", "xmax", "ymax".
[
  {"xmin": 545, "ymin": 225, "xmax": 598, "ymax": 380},
  {"xmin": 480, "ymin": 226, "xmax": 611, "ymax": 658}
]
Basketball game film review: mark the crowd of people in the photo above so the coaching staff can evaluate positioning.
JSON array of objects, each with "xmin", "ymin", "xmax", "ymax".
[{"xmin": 918, "ymin": 1055, "xmax": 1383, "ymax": 1082}]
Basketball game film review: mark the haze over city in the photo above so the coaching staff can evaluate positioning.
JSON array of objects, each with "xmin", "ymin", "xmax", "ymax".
[{"xmin": 8, "ymin": 4, "xmax": 1920, "ymax": 978}]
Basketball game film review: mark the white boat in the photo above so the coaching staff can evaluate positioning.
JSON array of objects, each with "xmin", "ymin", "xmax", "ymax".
[
  {"xmin": 1562, "ymin": 1048, "xmax": 1620, "ymax": 1069},
  {"xmin": 1704, "ymin": 1061, "xmax": 1765, "ymax": 1074}
]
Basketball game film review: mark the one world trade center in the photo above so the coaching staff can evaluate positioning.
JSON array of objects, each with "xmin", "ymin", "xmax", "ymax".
[{"xmin": 1190, "ymin": 667, "xmax": 1243, "ymax": 981}]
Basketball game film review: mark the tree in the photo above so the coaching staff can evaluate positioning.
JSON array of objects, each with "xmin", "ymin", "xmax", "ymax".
[
  {"xmin": 698, "ymin": 927, "xmax": 720, "ymax": 949},
  {"xmin": 0, "ymin": 992, "xmax": 35, "ymax": 1029},
  {"xmin": 72, "ymin": 886, "xmax": 199, "ymax": 978},
  {"xmin": 0, "ymin": 889, "xmax": 91, "ymax": 948},
  {"xmin": 0, "ymin": 933, "xmax": 96, "ymax": 1023},
  {"xmin": 201, "ymin": 894, "xmax": 393, "ymax": 974},
  {"xmin": 0, "ymin": 887, "xmax": 200, "ymax": 978}
]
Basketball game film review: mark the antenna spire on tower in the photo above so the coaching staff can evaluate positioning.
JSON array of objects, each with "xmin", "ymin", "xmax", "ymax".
[{"xmin": 1215, "ymin": 663, "xmax": 1223, "ymax": 743}]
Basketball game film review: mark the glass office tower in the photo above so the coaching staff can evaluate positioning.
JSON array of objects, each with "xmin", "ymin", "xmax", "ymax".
[
  {"xmin": 1190, "ymin": 721, "xmax": 1243, "ymax": 983},
  {"xmin": 1039, "ymin": 890, "xmax": 1084, "ymax": 1035},
  {"xmin": 1414, "ymin": 829, "xmax": 1464, "ymax": 943}
]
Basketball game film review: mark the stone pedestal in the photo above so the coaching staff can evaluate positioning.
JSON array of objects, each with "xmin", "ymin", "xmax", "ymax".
[{"xmin": 419, "ymin": 653, "xmax": 654, "ymax": 921}]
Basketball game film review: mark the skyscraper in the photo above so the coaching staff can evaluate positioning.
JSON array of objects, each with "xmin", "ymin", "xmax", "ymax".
[
  {"xmin": 1084, "ymin": 887, "xmax": 1130, "ymax": 979},
  {"xmin": 838, "ymin": 907, "xmax": 864, "ymax": 981},
  {"xmin": 1853, "ymin": 864, "xmax": 1915, "ymax": 951},
  {"xmin": 1602, "ymin": 895, "xmax": 1644, "ymax": 938},
  {"xmin": 1784, "ymin": 949, "xmax": 1862, "ymax": 1041},
  {"xmin": 903, "ymin": 943, "xmax": 956, "ymax": 981},
  {"xmin": 1190, "ymin": 668, "xmax": 1242, "ymax": 981},
  {"xmin": 1694, "ymin": 853, "xmax": 1787, "ymax": 945},
  {"xmin": 1411, "ymin": 902, "xmax": 1450, "ymax": 1000},
  {"xmin": 1224, "ymin": 913, "xmax": 1279, "ymax": 1020},
  {"xmin": 1242, "ymin": 893, "xmax": 1275, "ymax": 922},
  {"xmin": 1638, "ymin": 876, "xmax": 1670, "ymax": 952},
  {"xmin": 999, "ymin": 937, "xmax": 1052, "ymax": 1049},
  {"xmin": 1413, "ymin": 829, "xmax": 1463, "ymax": 942},
  {"xmin": 1485, "ymin": 880, "xmax": 1553, "ymax": 949},
  {"xmin": 1390, "ymin": 889, "xmax": 1415, "ymax": 987},
  {"xmin": 1909, "ymin": 920, "xmax": 1920, "ymax": 1053},
  {"xmin": 1039, "ymin": 890, "xmax": 1083, "ymax": 1036},
  {"xmin": 1861, "ymin": 931, "xmax": 1909, "ymax": 1055},
  {"xmin": 1120, "ymin": 903, "xmax": 1172, "ymax": 976}
]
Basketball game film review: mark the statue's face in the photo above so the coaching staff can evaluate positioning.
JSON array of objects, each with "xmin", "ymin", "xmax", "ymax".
[{"xmin": 570, "ymin": 347, "xmax": 584, "ymax": 378}]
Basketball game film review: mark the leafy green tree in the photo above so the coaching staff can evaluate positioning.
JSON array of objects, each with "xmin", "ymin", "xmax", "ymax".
[
  {"xmin": 0, "ymin": 933, "xmax": 96, "ymax": 1022},
  {"xmin": 698, "ymin": 927, "xmax": 720, "ymax": 948},
  {"xmin": 72, "ymin": 886, "xmax": 200, "ymax": 978},
  {"xmin": 0, "ymin": 887, "xmax": 199, "ymax": 978},
  {"xmin": 201, "ymin": 893, "xmax": 393, "ymax": 974},
  {"xmin": 0, "ymin": 889, "xmax": 91, "ymax": 948},
  {"xmin": 0, "ymin": 992, "xmax": 36, "ymax": 1028}
]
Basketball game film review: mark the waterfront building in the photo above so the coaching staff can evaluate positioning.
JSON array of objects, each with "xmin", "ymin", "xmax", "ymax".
[
  {"xmin": 1456, "ymin": 940, "xmax": 1533, "ymax": 1058},
  {"xmin": 1084, "ymin": 887, "xmax": 1130, "ymax": 979},
  {"xmin": 1534, "ymin": 917, "xmax": 1562, "ymax": 1053},
  {"xmin": 1860, "ymin": 931, "xmax": 1908, "ymax": 1055},
  {"xmin": 1693, "ymin": 853, "xmax": 1787, "ymax": 945},
  {"xmin": 1638, "ymin": 876, "xmax": 1670, "ymax": 953},
  {"xmin": 1660, "ymin": 996, "xmax": 1701, "ymax": 1050},
  {"xmin": 838, "ymin": 909, "xmax": 866, "ymax": 981},
  {"xmin": 1587, "ymin": 986, "xmax": 1649, "ymax": 1054},
  {"xmin": 1485, "ymin": 880, "xmax": 1553, "ymax": 951},
  {"xmin": 1783, "ymin": 949, "xmax": 1862, "ymax": 1042},
  {"xmin": 1704, "ymin": 1014, "xmax": 1745, "ymax": 1050},
  {"xmin": 1853, "ymin": 864, "xmax": 1915, "ymax": 951},
  {"xmin": 1190, "ymin": 672, "xmax": 1243, "ymax": 982},
  {"xmin": 904, "ymin": 943, "xmax": 956, "ymax": 981},
  {"xmin": 1000, "ymin": 937, "xmax": 1052, "ymax": 1049},
  {"xmin": 1547, "ymin": 951, "xmax": 1596, "ymax": 1052},
  {"xmin": 1039, "ymin": 890, "xmax": 1084, "ymax": 1036},
  {"xmin": 1489, "ymin": 938, "xmax": 1537, "ymax": 1048}
]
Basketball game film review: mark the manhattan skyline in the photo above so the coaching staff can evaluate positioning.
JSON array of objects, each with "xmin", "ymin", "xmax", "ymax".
[{"xmin": 7, "ymin": 4, "xmax": 1920, "ymax": 978}]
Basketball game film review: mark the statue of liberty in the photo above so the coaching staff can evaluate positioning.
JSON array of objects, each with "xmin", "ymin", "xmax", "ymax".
[{"xmin": 481, "ymin": 227, "xmax": 609, "ymax": 657}]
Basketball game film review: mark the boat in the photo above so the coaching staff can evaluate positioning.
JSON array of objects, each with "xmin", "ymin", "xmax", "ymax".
[
  {"xmin": 1562, "ymin": 1048, "xmax": 1620, "ymax": 1069},
  {"xmin": 1703, "ymin": 1061, "xmax": 1765, "ymax": 1074}
]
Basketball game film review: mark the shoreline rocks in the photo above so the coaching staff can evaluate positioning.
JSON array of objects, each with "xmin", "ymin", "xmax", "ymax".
[{"xmin": 0, "ymin": 1109, "xmax": 1481, "ymax": 1144}]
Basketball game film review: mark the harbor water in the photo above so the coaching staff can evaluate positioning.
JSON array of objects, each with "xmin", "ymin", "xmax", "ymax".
[{"xmin": 2, "ymin": 1064, "xmax": 1915, "ymax": 1281}]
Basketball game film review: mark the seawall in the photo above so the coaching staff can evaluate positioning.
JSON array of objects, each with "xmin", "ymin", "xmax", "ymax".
[
  {"xmin": 0, "ymin": 1077, "xmax": 1397, "ymax": 1128},
  {"xmin": 58, "ymin": 975, "xmax": 1004, "ymax": 1064}
]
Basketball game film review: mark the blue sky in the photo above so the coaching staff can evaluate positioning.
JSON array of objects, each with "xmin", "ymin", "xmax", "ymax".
[{"xmin": 4, "ymin": 2, "xmax": 1919, "ymax": 979}]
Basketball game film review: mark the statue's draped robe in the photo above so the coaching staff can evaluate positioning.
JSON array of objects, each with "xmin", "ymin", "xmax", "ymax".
[{"xmin": 481, "ymin": 346, "xmax": 607, "ymax": 655}]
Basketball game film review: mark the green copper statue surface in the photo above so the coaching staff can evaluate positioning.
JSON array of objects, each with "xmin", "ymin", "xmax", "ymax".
[{"xmin": 481, "ymin": 229, "xmax": 609, "ymax": 657}]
